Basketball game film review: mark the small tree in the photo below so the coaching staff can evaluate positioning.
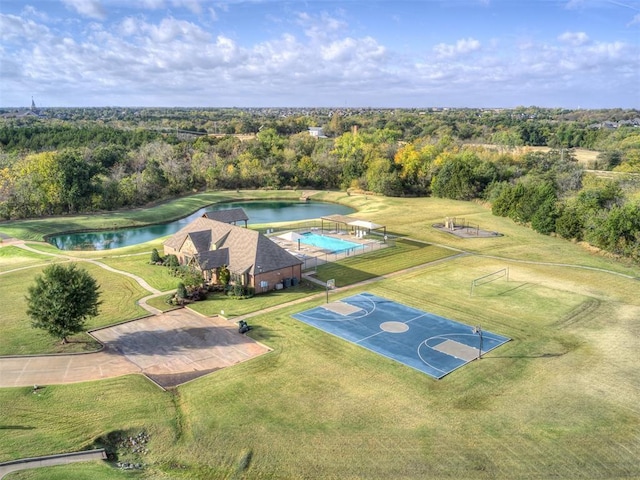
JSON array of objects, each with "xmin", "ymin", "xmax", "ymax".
[
  {"xmin": 164, "ymin": 254, "xmax": 179, "ymax": 269},
  {"xmin": 150, "ymin": 248, "xmax": 162, "ymax": 264},
  {"xmin": 26, "ymin": 264, "xmax": 101, "ymax": 344},
  {"xmin": 218, "ymin": 266, "xmax": 230, "ymax": 286},
  {"xmin": 176, "ymin": 282, "xmax": 187, "ymax": 301}
]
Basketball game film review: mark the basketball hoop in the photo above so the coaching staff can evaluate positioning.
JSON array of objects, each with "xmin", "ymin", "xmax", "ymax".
[
  {"xmin": 326, "ymin": 279, "xmax": 335, "ymax": 303},
  {"xmin": 472, "ymin": 325, "xmax": 483, "ymax": 359}
]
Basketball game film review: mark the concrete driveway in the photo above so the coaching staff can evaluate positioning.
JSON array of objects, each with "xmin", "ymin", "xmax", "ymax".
[{"xmin": 0, "ymin": 310, "xmax": 269, "ymax": 389}]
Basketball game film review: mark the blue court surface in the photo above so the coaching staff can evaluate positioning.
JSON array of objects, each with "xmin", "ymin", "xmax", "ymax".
[{"xmin": 292, "ymin": 292, "xmax": 510, "ymax": 379}]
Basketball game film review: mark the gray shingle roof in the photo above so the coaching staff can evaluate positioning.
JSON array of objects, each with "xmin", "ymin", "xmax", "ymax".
[
  {"xmin": 196, "ymin": 248, "xmax": 229, "ymax": 270},
  {"xmin": 187, "ymin": 230, "xmax": 212, "ymax": 253},
  {"xmin": 164, "ymin": 216, "xmax": 301, "ymax": 274},
  {"xmin": 202, "ymin": 208, "xmax": 249, "ymax": 224}
]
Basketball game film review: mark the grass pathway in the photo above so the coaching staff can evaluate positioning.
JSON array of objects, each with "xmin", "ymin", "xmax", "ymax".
[{"xmin": 2, "ymin": 240, "xmax": 168, "ymax": 315}]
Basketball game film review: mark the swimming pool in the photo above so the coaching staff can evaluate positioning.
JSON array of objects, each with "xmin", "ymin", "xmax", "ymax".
[{"xmin": 300, "ymin": 232, "xmax": 361, "ymax": 253}]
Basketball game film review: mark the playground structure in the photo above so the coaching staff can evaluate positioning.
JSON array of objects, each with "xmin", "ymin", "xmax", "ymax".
[
  {"xmin": 444, "ymin": 217, "xmax": 480, "ymax": 235},
  {"xmin": 434, "ymin": 217, "xmax": 502, "ymax": 239}
]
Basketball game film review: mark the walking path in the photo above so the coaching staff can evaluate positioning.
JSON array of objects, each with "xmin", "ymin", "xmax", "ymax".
[
  {"xmin": 2, "ymin": 240, "xmax": 166, "ymax": 313},
  {"xmin": 9, "ymin": 241, "xmax": 162, "ymax": 308},
  {"xmin": 0, "ymin": 449, "xmax": 106, "ymax": 479}
]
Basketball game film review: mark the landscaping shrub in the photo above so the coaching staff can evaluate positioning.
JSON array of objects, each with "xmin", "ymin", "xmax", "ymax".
[{"xmin": 150, "ymin": 248, "xmax": 162, "ymax": 264}]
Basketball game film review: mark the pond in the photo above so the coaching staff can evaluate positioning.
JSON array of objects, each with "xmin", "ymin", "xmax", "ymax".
[{"xmin": 47, "ymin": 201, "xmax": 356, "ymax": 251}]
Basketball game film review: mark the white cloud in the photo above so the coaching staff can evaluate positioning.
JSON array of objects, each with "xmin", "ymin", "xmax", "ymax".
[
  {"xmin": 118, "ymin": 17, "xmax": 139, "ymax": 37},
  {"xmin": 139, "ymin": 0, "xmax": 165, "ymax": 8},
  {"xmin": 171, "ymin": 0, "xmax": 203, "ymax": 15},
  {"xmin": 1, "ymin": 5, "xmax": 637, "ymax": 108},
  {"xmin": 558, "ymin": 31, "xmax": 589, "ymax": 46},
  {"xmin": 21, "ymin": 5, "xmax": 50, "ymax": 22},
  {"xmin": 629, "ymin": 13, "xmax": 640, "ymax": 26},
  {"xmin": 0, "ymin": 13, "xmax": 51, "ymax": 42},
  {"xmin": 139, "ymin": 17, "xmax": 212, "ymax": 43},
  {"xmin": 297, "ymin": 11, "xmax": 347, "ymax": 42},
  {"xmin": 320, "ymin": 36, "xmax": 385, "ymax": 64},
  {"xmin": 433, "ymin": 38, "xmax": 481, "ymax": 58},
  {"xmin": 61, "ymin": 0, "xmax": 106, "ymax": 20}
]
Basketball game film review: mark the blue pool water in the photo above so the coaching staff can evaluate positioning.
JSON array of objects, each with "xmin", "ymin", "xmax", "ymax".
[{"xmin": 300, "ymin": 232, "xmax": 360, "ymax": 253}]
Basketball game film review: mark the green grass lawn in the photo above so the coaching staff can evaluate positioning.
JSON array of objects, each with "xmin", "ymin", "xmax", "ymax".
[
  {"xmin": 0, "ymin": 262, "xmax": 149, "ymax": 355},
  {"xmin": 314, "ymin": 238, "xmax": 459, "ymax": 286},
  {"xmin": 4, "ymin": 462, "xmax": 146, "ymax": 480},
  {"xmin": 10, "ymin": 258, "xmax": 636, "ymax": 479},
  {"xmin": 0, "ymin": 246, "xmax": 63, "ymax": 273},
  {"xmin": 144, "ymin": 281, "xmax": 323, "ymax": 316},
  {"xmin": 0, "ymin": 376, "xmax": 175, "ymax": 463},
  {"xmin": 187, "ymin": 279, "xmax": 322, "ymax": 318},
  {"xmin": 97, "ymin": 253, "xmax": 179, "ymax": 292},
  {"xmin": 1, "ymin": 192, "xmax": 639, "ymax": 479}
]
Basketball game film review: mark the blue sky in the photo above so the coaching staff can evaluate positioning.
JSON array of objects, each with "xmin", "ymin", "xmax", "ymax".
[{"xmin": 1, "ymin": 0, "xmax": 639, "ymax": 108}]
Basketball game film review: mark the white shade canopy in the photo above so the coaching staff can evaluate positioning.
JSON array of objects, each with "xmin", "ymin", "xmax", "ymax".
[{"xmin": 348, "ymin": 220, "xmax": 383, "ymax": 230}]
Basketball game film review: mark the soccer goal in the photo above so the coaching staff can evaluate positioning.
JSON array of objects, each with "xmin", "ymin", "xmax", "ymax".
[{"xmin": 469, "ymin": 268, "xmax": 509, "ymax": 297}]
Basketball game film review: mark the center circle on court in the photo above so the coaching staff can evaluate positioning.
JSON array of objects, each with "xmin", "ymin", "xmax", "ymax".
[{"xmin": 380, "ymin": 321, "xmax": 409, "ymax": 333}]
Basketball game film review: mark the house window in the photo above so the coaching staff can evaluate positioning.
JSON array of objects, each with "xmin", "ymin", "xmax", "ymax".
[{"xmin": 231, "ymin": 272, "xmax": 245, "ymax": 285}]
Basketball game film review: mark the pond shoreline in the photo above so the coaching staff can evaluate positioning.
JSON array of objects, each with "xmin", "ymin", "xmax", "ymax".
[{"xmin": 46, "ymin": 198, "xmax": 356, "ymax": 251}]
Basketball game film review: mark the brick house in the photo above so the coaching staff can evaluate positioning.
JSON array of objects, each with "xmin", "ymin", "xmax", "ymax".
[{"xmin": 163, "ymin": 216, "xmax": 302, "ymax": 293}]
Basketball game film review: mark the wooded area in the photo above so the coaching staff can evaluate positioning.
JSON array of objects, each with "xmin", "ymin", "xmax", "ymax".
[{"xmin": 1, "ymin": 107, "xmax": 639, "ymax": 262}]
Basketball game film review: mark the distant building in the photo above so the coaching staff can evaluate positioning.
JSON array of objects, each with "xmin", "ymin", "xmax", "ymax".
[
  {"xmin": 308, "ymin": 127, "xmax": 327, "ymax": 138},
  {"xmin": 2, "ymin": 97, "xmax": 45, "ymax": 118}
]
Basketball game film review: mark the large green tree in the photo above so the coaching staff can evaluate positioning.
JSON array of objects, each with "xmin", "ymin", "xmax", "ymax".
[{"xmin": 26, "ymin": 264, "xmax": 102, "ymax": 344}]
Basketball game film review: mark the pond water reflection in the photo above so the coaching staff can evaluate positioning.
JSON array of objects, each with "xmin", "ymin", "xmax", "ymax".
[{"xmin": 47, "ymin": 201, "xmax": 355, "ymax": 251}]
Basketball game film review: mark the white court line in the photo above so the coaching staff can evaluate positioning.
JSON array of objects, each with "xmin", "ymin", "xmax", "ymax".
[{"xmin": 296, "ymin": 294, "xmax": 377, "ymax": 322}]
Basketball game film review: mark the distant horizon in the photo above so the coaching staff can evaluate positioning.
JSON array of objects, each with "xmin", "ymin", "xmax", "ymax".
[
  {"xmin": 2, "ymin": 0, "xmax": 639, "ymax": 109},
  {"xmin": 4, "ymin": 103, "xmax": 639, "ymax": 111}
]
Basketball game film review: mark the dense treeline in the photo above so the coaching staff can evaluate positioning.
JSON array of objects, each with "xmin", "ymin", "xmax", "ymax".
[
  {"xmin": 3, "ymin": 106, "xmax": 640, "ymax": 151},
  {"xmin": 0, "ymin": 123, "xmax": 162, "ymax": 151},
  {"xmin": 0, "ymin": 108, "xmax": 639, "ymax": 262}
]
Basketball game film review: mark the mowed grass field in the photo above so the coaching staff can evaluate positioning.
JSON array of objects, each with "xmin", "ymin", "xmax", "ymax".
[
  {"xmin": 314, "ymin": 238, "xmax": 459, "ymax": 287},
  {"xmin": 1, "ymin": 192, "xmax": 639, "ymax": 478},
  {"xmin": 0, "ymin": 259, "xmax": 149, "ymax": 355}
]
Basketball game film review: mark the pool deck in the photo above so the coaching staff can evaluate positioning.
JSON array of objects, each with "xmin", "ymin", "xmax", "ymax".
[{"xmin": 268, "ymin": 229, "xmax": 387, "ymax": 266}]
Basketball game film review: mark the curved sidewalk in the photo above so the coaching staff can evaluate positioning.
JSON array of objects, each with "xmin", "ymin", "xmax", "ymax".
[{"xmin": 4, "ymin": 242, "xmax": 168, "ymax": 314}]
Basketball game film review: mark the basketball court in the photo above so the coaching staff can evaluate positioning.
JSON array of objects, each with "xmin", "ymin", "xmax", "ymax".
[{"xmin": 292, "ymin": 292, "xmax": 510, "ymax": 379}]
